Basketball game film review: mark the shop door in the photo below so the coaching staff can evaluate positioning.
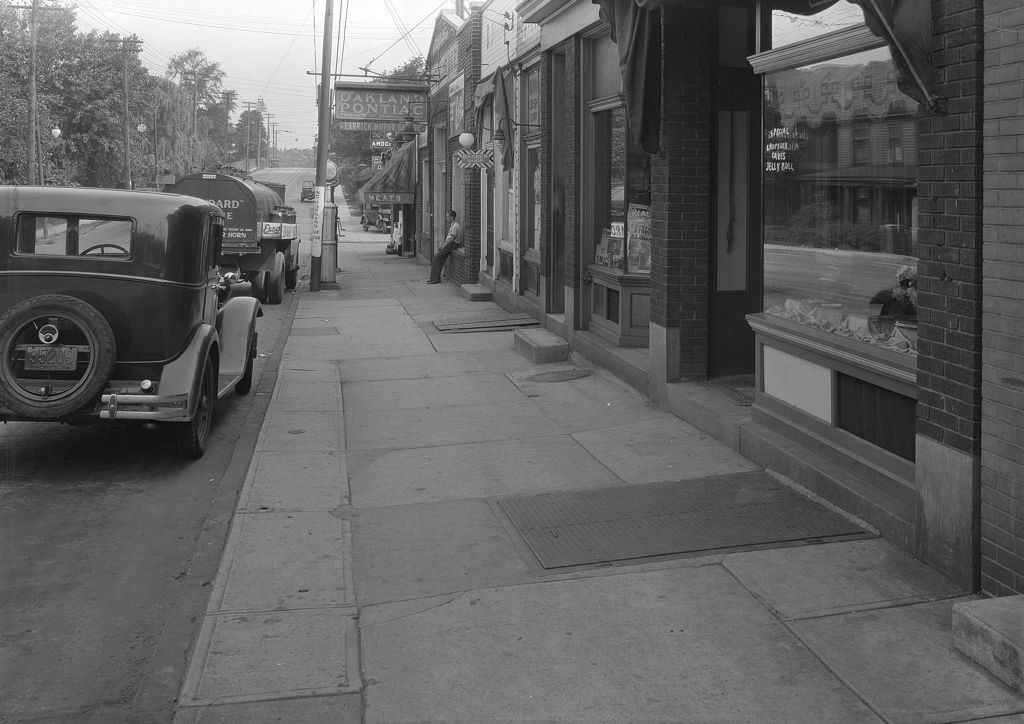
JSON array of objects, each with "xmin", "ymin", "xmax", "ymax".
[{"xmin": 708, "ymin": 7, "xmax": 760, "ymax": 378}]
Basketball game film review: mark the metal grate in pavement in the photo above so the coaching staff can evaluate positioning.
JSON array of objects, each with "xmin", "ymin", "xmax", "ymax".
[
  {"xmin": 433, "ymin": 312, "xmax": 539, "ymax": 333},
  {"xmin": 497, "ymin": 471, "xmax": 870, "ymax": 568}
]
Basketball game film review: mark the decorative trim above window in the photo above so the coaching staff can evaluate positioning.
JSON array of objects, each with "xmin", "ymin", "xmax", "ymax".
[
  {"xmin": 586, "ymin": 94, "xmax": 625, "ymax": 114},
  {"xmin": 748, "ymin": 24, "xmax": 883, "ymax": 75}
]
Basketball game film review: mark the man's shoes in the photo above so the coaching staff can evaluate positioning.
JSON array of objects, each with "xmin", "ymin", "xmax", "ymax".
[{"xmin": 425, "ymin": 280, "xmax": 440, "ymax": 284}]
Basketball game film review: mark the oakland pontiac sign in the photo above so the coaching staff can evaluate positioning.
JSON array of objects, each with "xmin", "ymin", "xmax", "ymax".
[{"xmin": 334, "ymin": 82, "xmax": 428, "ymax": 132}]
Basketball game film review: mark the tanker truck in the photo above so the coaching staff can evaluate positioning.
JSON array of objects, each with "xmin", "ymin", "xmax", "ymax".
[{"xmin": 171, "ymin": 173, "xmax": 301, "ymax": 304}]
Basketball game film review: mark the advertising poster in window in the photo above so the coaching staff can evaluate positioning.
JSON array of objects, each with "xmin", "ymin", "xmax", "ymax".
[{"xmin": 627, "ymin": 203, "xmax": 651, "ymax": 273}]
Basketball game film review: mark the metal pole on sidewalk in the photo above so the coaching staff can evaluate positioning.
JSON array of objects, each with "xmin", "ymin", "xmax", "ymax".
[{"xmin": 311, "ymin": 0, "xmax": 334, "ymax": 292}]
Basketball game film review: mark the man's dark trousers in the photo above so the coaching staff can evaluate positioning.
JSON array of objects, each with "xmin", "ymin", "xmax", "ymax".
[{"xmin": 428, "ymin": 242, "xmax": 458, "ymax": 283}]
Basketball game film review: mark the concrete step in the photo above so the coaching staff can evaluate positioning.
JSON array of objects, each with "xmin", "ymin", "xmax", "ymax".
[
  {"xmin": 459, "ymin": 283, "xmax": 492, "ymax": 301},
  {"xmin": 514, "ymin": 327, "xmax": 569, "ymax": 364},
  {"xmin": 952, "ymin": 595, "xmax": 1024, "ymax": 694}
]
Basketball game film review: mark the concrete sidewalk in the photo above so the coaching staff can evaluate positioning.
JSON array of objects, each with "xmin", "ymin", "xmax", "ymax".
[{"xmin": 174, "ymin": 213, "xmax": 1024, "ymax": 723}]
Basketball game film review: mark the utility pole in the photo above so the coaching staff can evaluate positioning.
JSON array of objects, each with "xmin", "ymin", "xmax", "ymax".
[
  {"xmin": 27, "ymin": 0, "xmax": 39, "ymax": 184},
  {"xmin": 312, "ymin": 0, "xmax": 334, "ymax": 292},
  {"xmin": 254, "ymin": 100, "xmax": 266, "ymax": 169},
  {"xmin": 262, "ymin": 113, "xmax": 275, "ymax": 168},
  {"xmin": 18, "ymin": 0, "xmax": 60, "ymax": 184},
  {"xmin": 241, "ymin": 100, "xmax": 257, "ymax": 171},
  {"xmin": 120, "ymin": 39, "xmax": 142, "ymax": 189}
]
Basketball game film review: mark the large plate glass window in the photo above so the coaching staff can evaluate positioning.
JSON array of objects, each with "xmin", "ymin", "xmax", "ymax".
[
  {"xmin": 762, "ymin": 44, "xmax": 919, "ymax": 356},
  {"xmin": 592, "ymin": 105, "xmax": 651, "ymax": 274}
]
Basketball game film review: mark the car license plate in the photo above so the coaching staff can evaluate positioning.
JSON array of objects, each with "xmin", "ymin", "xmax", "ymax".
[{"xmin": 22, "ymin": 345, "xmax": 79, "ymax": 372}]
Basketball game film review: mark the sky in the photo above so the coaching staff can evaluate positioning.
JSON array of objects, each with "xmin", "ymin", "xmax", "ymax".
[{"xmin": 72, "ymin": 0, "xmax": 454, "ymax": 149}]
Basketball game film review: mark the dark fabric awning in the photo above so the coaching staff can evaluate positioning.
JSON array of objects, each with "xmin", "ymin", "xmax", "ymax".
[
  {"xmin": 358, "ymin": 140, "xmax": 417, "ymax": 205},
  {"xmin": 849, "ymin": 0, "xmax": 940, "ymax": 113},
  {"xmin": 473, "ymin": 74, "xmax": 496, "ymax": 110},
  {"xmin": 591, "ymin": 0, "xmax": 937, "ymax": 155}
]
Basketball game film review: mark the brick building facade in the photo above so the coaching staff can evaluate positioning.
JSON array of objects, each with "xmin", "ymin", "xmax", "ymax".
[
  {"xmin": 980, "ymin": 0, "xmax": 1024, "ymax": 596},
  {"xmin": 429, "ymin": 0, "xmax": 1021, "ymax": 597}
]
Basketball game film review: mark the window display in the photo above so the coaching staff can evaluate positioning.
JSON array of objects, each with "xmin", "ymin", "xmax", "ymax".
[
  {"xmin": 763, "ymin": 46, "xmax": 919, "ymax": 355},
  {"xmin": 593, "ymin": 106, "xmax": 651, "ymax": 274}
]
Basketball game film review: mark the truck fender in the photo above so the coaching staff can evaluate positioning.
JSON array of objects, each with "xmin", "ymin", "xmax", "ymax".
[
  {"xmin": 216, "ymin": 296, "xmax": 260, "ymax": 380},
  {"xmin": 159, "ymin": 324, "xmax": 218, "ymax": 419}
]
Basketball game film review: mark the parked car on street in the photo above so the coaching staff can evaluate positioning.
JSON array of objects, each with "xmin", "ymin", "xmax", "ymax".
[
  {"xmin": 360, "ymin": 202, "xmax": 392, "ymax": 233},
  {"xmin": 0, "ymin": 186, "xmax": 261, "ymax": 459},
  {"xmin": 300, "ymin": 180, "xmax": 315, "ymax": 202}
]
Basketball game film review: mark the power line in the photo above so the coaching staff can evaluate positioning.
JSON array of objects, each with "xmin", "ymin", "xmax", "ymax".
[{"xmin": 363, "ymin": 0, "xmax": 445, "ymax": 72}]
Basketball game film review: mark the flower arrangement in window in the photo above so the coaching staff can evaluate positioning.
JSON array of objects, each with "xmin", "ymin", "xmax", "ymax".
[{"xmin": 870, "ymin": 264, "xmax": 917, "ymax": 323}]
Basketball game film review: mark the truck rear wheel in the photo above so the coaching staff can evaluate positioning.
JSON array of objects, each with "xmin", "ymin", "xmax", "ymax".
[
  {"xmin": 266, "ymin": 252, "xmax": 285, "ymax": 304},
  {"xmin": 284, "ymin": 258, "xmax": 298, "ymax": 290}
]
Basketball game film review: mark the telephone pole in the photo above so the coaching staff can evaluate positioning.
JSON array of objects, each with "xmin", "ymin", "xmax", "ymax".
[
  {"xmin": 311, "ymin": 0, "xmax": 334, "ymax": 292},
  {"xmin": 120, "ymin": 39, "xmax": 142, "ymax": 188},
  {"xmin": 27, "ymin": 0, "xmax": 39, "ymax": 184}
]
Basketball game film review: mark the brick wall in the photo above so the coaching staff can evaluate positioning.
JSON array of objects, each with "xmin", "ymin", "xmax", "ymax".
[
  {"xmin": 915, "ymin": 0, "xmax": 985, "ymax": 457},
  {"xmin": 451, "ymin": 8, "xmax": 483, "ymax": 284},
  {"xmin": 980, "ymin": 0, "xmax": 1024, "ymax": 596},
  {"xmin": 561, "ymin": 39, "xmax": 581, "ymax": 302},
  {"xmin": 653, "ymin": 1, "xmax": 713, "ymax": 378}
]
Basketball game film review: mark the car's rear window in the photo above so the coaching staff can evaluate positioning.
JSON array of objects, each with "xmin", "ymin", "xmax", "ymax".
[{"xmin": 16, "ymin": 214, "xmax": 133, "ymax": 259}]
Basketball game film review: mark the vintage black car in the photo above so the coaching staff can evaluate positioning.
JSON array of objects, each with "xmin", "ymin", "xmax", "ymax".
[
  {"xmin": 0, "ymin": 186, "xmax": 261, "ymax": 459},
  {"xmin": 300, "ymin": 180, "xmax": 315, "ymax": 202}
]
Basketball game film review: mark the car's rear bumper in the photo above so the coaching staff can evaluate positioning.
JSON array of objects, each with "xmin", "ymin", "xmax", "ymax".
[{"xmin": 99, "ymin": 391, "xmax": 190, "ymax": 420}]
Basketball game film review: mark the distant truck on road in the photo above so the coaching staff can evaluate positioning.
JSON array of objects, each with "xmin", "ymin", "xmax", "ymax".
[{"xmin": 171, "ymin": 173, "xmax": 301, "ymax": 304}]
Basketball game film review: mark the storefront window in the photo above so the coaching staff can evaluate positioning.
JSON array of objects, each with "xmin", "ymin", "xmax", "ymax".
[
  {"xmin": 593, "ymin": 106, "xmax": 651, "ymax": 274},
  {"xmin": 763, "ymin": 46, "xmax": 919, "ymax": 355}
]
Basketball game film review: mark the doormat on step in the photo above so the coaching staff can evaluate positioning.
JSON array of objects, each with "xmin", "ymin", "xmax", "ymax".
[
  {"xmin": 433, "ymin": 312, "xmax": 539, "ymax": 333},
  {"xmin": 497, "ymin": 471, "xmax": 871, "ymax": 568}
]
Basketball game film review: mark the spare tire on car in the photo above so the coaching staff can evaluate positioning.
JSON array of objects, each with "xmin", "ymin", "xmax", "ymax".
[{"xmin": 0, "ymin": 294, "xmax": 116, "ymax": 420}]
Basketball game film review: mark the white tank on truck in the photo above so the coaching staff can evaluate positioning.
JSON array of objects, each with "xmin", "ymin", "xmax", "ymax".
[{"xmin": 170, "ymin": 173, "xmax": 301, "ymax": 304}]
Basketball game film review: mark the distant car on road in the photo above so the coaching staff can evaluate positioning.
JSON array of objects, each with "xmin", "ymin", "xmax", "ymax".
[
  {"xmin": 300, "ymin": 180, "xmax": 315, "ymax": 202},
  {"xmin": 0, "ymin": 186, "xmax": 261, "ymax": 459}
]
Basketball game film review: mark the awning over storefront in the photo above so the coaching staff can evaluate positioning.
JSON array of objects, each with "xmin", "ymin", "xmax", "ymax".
[
  {"xmin": 849, "ymin": 0, "xmax": 940, "ymax": 113},
  {"xmin": 358, "ymin": 140, "xmax": 417, "ymax": 205},
  {"xmin": 592, "ymin": 0, "xmax": 936, "ymax": 154}
]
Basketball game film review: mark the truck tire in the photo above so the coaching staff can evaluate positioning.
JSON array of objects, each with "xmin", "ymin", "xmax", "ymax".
[
  {"xmin": 251, "ymin": 271, "xmax": 267, "ymax": 303},
  {"xmin": 0, "ymin": 294, "xmax": 116, "ymax": 420},
  {"xmin": 175, "ymin": 355, "xmax": 216, "ymax": 460},
  {"xmin": 266, "ymin": 252, "xmax": 285, "ymax": 304},
  {"xmin": 284, "ymin": 260, "xmax": 298, "ymax": 290}
]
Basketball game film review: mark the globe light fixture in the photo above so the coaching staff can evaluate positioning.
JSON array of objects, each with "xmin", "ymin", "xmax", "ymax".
[
  {"xmin": 50, "ymin": 127, "xmax": 61, "ymax": 139},
  {"xmin": 458, "ymin": 131, "xmax": 475, "ymax": 149}
]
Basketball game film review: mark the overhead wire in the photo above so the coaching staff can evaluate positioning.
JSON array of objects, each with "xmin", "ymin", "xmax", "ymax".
[
  {"xmin": 382, "ymin": 0, "xmax": 422, "ymax": 61},
  {"xmin": 362, "ymin": 0, "xmax": 445, "ymax": 73}
]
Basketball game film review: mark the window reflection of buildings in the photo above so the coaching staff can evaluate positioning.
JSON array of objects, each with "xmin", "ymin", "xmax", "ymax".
[{"xmin": 763, "ymin": 49, "xmax": 919, "ymax": 354}]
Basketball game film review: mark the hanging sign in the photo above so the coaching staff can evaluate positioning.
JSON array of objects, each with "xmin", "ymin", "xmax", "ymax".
[
  {"xmin": 454, "ymin": 149, "xmax": 494, "ymax": 169},
  {"xmin": 334, "ymin": 82, "xmax": 428, "ymax": 125}
]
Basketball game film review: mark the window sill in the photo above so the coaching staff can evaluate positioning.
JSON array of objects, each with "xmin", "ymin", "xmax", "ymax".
[
  {"xmin": 588, "ymin": 264, "xmax": 652, "ymax": 287},
  {"xmin": 747, "ymin": 312, "xmax": 916, "ymax": 395}
]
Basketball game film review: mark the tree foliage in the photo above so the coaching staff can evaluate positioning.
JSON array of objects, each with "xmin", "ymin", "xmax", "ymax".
[
  {"xmin": 0, "ymin": 3, "xmax": 278, "ymax": 186},
  {"xmin": 1, "ymin": 2, "xmax": 424, "ymax": 187}
]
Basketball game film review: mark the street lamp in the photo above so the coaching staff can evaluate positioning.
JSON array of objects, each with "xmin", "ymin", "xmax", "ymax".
[{"xmin": 50, "ymin": 127, "xmax": 61, "ymax": 139}]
